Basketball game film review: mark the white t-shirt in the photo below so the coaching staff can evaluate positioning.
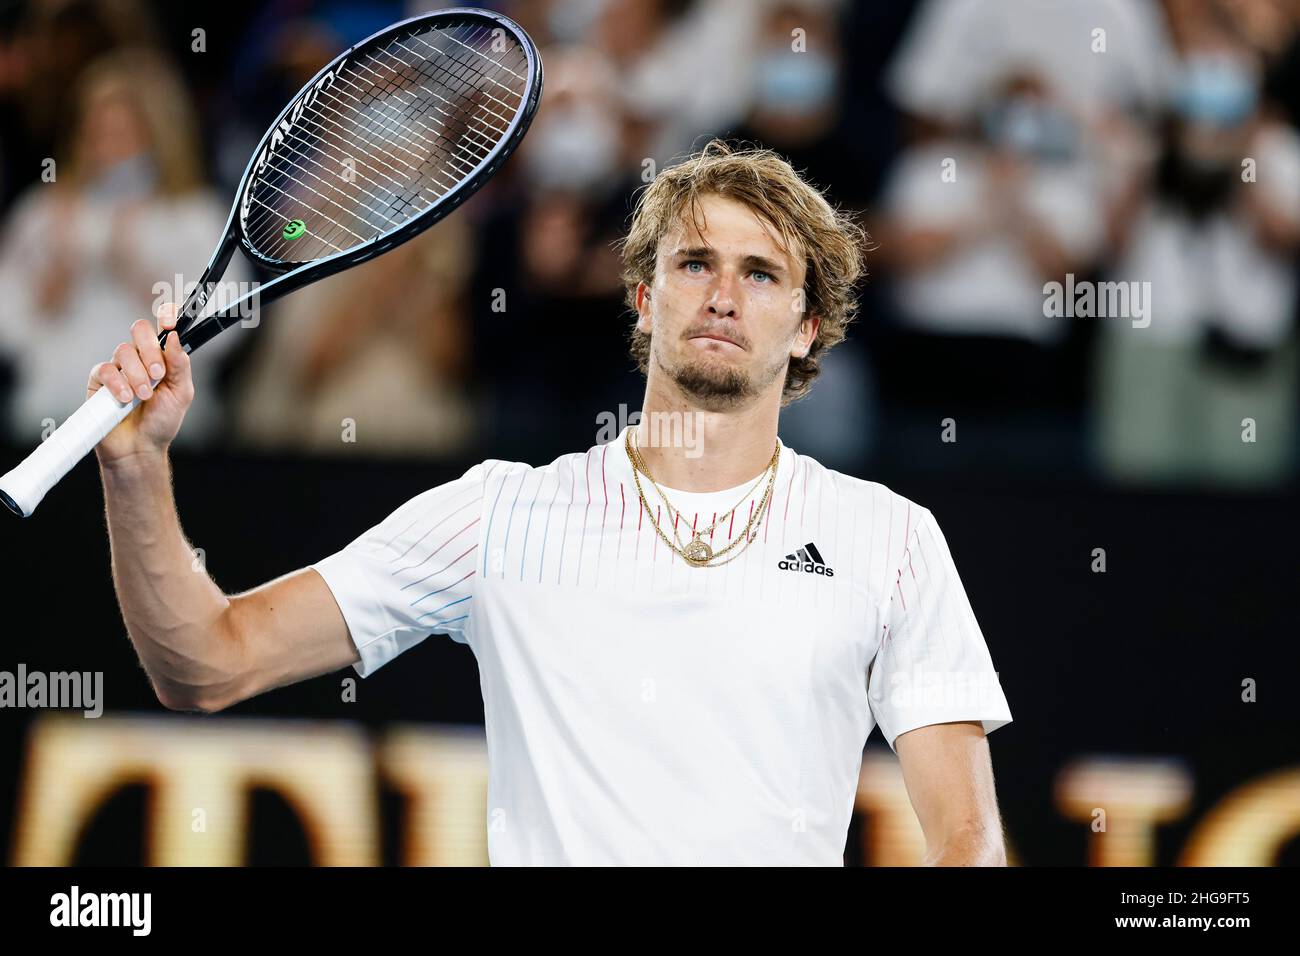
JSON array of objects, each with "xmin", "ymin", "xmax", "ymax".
[
  {"xmin": 886, "ymin": 0, "xmax": 1175, "ymax": 124},
  {"xmin": 310, "ymin": 426, "xmax": 1013, "ymax": 865},
  {"xmin": 881, "ymin": 142, "xmax": 1105, "ymax": 344}
]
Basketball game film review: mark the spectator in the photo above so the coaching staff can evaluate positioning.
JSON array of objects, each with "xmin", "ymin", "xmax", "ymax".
[
  {"xmin": 886, "ymin": 0, "xmax": 1176, "ymax": 133},
  {"xmin": 1091, "ymin": 0, "xmax": 1300, "ymax": 486},
  {"xmin": 724, "ymin": 0, "xmax": 876, "ymax": 468},
  {"xmin": 596, "ymin": 0, "xmax": 767, "ymax": 165},
  {"xmin": 469, "ymin": 41, "xmax": 642, "ymax": 462},
  {"xmin": 0, "ymin": 0, "xmax": 162, "ymax": 214},
  {"xmin": 0, "ymin": 47, "xmax": 245, "ymax": 447},
  {"xmin": 869, "ymin": 68, "xmax": 1107, "ymax": 466}
]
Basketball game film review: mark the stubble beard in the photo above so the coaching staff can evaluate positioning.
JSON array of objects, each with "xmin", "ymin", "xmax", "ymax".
[{"xmin": 655, "ymin": 337, "xmax": 789, "ymax": 411}]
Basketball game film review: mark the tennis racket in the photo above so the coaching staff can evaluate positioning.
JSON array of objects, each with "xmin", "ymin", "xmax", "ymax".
[{"xmin": 0, "ymin": 7, "xmax": 542, "ymax": 517}]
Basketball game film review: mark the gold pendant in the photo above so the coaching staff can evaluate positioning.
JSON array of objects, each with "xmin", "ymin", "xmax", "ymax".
[{"xmin": 683, "ymin": 535, "xmax": 713, "ymax": 566}]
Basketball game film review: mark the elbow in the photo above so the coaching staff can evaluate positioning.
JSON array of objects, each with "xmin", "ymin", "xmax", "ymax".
[
  {"xmin": 155, "ymin": 682, "xmax": 227, "ymax": 715},
  {"xmin": 159, "ymin": 693, "xmax": 225, "ymax": 715},
  {"xmin": 153, "ymin": 612, "xmax": 242, "ymax": 715}
]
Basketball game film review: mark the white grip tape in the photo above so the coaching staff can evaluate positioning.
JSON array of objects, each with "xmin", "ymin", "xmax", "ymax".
[{"xmin": 0, "ymin": 383, "xmax": 149, "ymax": 517}]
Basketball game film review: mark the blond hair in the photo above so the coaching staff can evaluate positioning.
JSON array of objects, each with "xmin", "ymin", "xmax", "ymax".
[
  {"xmin": 619, "ymin": 139, "xmax": 870, "ymax": 405},
  {"xmin": 65, "ymin": 48, "xmax": 204, "ymax": 197}
]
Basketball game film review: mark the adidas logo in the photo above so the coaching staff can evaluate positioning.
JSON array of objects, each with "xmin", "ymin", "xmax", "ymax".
[{"xmin": 777, "ymin": 542, "xmax": 834, "ymax": 577}]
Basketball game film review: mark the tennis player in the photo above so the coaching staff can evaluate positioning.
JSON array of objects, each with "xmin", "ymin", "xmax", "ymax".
[{"xmin": 90, "ymin": 139, "xmax": 1012, "ymax": 866}]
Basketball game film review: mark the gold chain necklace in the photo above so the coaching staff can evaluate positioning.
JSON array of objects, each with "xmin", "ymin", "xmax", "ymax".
[
  {"xmin": 628, "ymin": 433, "xmax": 776, "ymax": 567},
  {"xmin": 625, "ymin": 428, "xmax": 779, "ymax": 567},
  {"xmin": 634, "ymin": 432, "xmax": 770, "ymax": 550}
]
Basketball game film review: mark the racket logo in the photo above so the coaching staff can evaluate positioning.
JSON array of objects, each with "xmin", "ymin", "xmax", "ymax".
[{"xmin": 283, "ymin": 220, "xmax": 306, "ymax": 241}]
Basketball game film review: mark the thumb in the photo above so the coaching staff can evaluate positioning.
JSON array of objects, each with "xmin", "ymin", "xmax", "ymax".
[{"xmin": 162, "ymin": 330, "xmax": 190, "ymax": 385}]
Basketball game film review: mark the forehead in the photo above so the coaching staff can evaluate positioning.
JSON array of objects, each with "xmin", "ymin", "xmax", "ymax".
[{"xmin": 660, "ymin": 194, "xmax": 801, "ymax": 271}]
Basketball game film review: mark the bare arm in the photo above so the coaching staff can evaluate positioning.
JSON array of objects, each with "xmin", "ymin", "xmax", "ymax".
[
  {"xmin": 99, "ymin": 452, "xmax": 359, "ymax": 712},
  {"xmin": 895, "ymin": 720, "xmax": 1007, "ymax": 866},
  {"xmin": 92, "ymin": 303, "xmax": 358, "ymax": 713}
]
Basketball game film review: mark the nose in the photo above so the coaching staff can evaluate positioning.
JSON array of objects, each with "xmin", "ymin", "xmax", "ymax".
[{"xmin": 706, "ymin": 270, "xmax": 738, "ymax": 319}]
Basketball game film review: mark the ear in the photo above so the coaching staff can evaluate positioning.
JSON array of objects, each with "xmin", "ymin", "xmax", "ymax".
[
  {"xmin": 791, "ymin": 313, "xmax": 821, "ymax": 359},
  {"xmin": 635, "ymin": 281, "xmax": 653, "ymax": 334}
]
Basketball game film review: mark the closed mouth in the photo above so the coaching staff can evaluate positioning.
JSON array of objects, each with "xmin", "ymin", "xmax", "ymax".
[{"xmin": 690, "ymin": 333, "xmax": 742, "ymax": 349}]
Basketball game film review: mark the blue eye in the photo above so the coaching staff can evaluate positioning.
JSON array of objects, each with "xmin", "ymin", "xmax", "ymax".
[
  {"xmin": 752, "ymin": 271, "xmax": 772, "ymax": 283},
  {"xmin": 684, "ymin": 261, "xmax": 705, "ymax": 273}
]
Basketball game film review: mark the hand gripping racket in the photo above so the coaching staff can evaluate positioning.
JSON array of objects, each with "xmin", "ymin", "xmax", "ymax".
[{"xmin": 0, "ymin": 7, "xmax": 542, "ymax": 516}]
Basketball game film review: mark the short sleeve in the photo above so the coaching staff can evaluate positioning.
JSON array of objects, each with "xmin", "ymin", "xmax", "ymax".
[
  {"xmin": 310, "ymin": 461, "xmax": 487, "ymax": 677},
  {"xmin": 867, "ymin": 507, "xmax": 1013, "ymax": 753}
]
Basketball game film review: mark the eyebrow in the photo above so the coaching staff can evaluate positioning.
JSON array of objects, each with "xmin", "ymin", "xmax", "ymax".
[{"xmin": 670, "ymin": 246, "xmax": 788, "ymax": 278}]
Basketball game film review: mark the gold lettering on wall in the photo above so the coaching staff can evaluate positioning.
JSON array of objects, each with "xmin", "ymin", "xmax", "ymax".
[
  {"xmin": 380, "ymin": 725, "xmax": 489, "ymax": 866},
  {"xmin": 12, "ymin": 715, "xmax": 377, "ymax": 865},
  {"xmin": 10, "ymin": 714, "xmax": 1297, "ymax": 866},
  {"xmin": 1181, "ymin": 768, "xmax": 1300, "ymax": 866},
  {"xmin": 1055, "ymin": 758, "xmax": 1193, "ymax": 866}
]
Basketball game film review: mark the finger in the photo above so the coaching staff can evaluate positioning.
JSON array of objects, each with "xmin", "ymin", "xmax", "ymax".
[
  {"xmin": 161, "ymin": 329, "xmax": 190, "ymax": 386},
  {"xmin": 131, "ymin": 318, "xmax": 166, "ymax": 384},
  {"xmin": 91, "ymin": 361, "xmax": 134, "ymax": 404},
  {"xmin": 113, "ymin": 341, "xmax": 153, "ymax": 401},
  {"xmin": 155, "ymin": 301, "xmax": 180, "ymax": 335}
]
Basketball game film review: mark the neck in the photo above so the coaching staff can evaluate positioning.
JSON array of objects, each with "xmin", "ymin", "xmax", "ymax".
[{"xmin": 632, "ymin": 375, "xmax": 781, "ymax": 493}]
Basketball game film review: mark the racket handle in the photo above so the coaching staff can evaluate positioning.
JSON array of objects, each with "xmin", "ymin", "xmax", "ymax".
[{"xmin": 0, "ymin": 383, "xmax": 147, "ymax": 517}]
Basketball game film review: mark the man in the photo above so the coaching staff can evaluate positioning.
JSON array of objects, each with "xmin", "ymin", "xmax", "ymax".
[{"xmin": 90, "ymin": 140, "xmax": 1013, "ymax": 866}]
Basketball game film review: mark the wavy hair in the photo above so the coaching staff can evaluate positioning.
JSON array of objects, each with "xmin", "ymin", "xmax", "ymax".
[{"xmin": 618, "ymin": 139, "xmax": 871, "ymax": 405}]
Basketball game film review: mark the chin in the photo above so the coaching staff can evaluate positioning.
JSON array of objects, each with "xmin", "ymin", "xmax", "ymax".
[{"xmin": 670, "ymin": 359, "xmax": 753, "ymax": 405}]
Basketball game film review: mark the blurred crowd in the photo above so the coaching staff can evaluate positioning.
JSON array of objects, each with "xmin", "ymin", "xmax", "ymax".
[{"xmin": 0, "ymin": 0, "xmax": 1297, "ymax": 489}]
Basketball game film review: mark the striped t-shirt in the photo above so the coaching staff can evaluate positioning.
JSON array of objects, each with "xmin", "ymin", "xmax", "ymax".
[{"xmin": 310, "ymin": 425, "xmax": 1012, "ymax": 865}]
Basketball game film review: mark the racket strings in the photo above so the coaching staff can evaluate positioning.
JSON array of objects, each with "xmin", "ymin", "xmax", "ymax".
[
  {"xmin": 303, "ymin": 30, "xmax": 524, "ymax": 248},
  {"xmin": 397, "ymin": 35, "xmax": 519, "ymax": 128},
  {"xmin": 378, "ymin": 40, "xmax": 514, "ymax": 147},
  {"xmin": 242, "ymin": 25, "xmax": 505, "ymax": 243},
  {"xmin": 242, "ymin": 20, "xmax": 528, "ymax": 263},
  {"xmin": 243, "ymin": 25, "xmax": 519, "ymax": 257},
  {"xmin": 336, "ymin": 58, "xmax": 493, "ymax": 182},
  {"xmin": 342, "ymin": 31, "xmax": 522, "ymax": 183},
  {"xmin": 241, "ymin": 24, "xmax": 520, "ymax": 256}
]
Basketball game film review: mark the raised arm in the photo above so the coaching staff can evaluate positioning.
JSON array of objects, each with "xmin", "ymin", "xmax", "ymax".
[
  {"xmin": 895, "ymin": 720, "xmax": 1007, "ymax": 866},
  {"xmin": 93, "ymin": 303, "xmax": 358, "ymax": 713}
]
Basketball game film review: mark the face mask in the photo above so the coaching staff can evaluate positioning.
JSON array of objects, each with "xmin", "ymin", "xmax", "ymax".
[
  {"xmin": 547, "ymin": 0, "xmax": 607, "ymax": 43},
  {"xmin": 982, "ymin": 96, "xmax": 1078, "ymax": 161},
  {"xmin": 523, "ymin": 104, "xmax": 620, "ymax": 192},
  {"xmin": 86, "ymin": 153, "xmax": 159, "ymax": 202},
  {"xmin": 755, "ymin": 51, "xmax": 837, "ymax": 114},
  {"xmin": 1174, "ymin": 54, "xmax": 1258, "ymax": 128}
]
